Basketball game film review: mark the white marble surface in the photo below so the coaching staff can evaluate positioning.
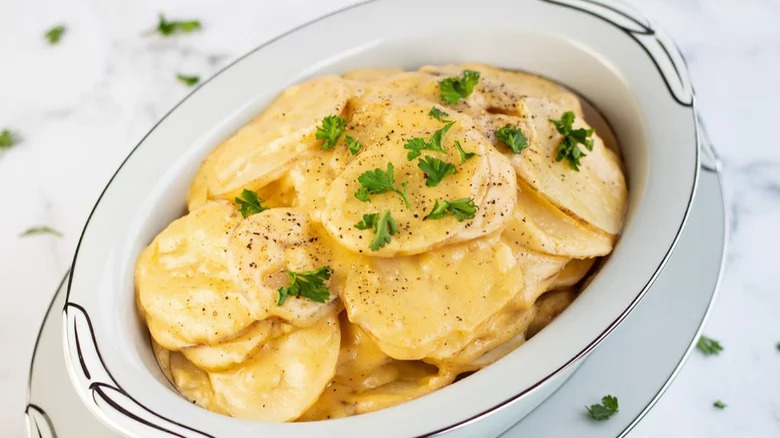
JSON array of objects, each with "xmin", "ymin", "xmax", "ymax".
[{"xmin": 1, "ymin": 0, "xmax": 778, "ymax": 436}]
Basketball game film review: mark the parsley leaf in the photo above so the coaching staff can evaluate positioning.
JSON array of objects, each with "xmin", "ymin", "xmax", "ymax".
[
  {"xmin": 495, "ymin": 124, "xmax": 528, "ymax": 154},
  {"xmin": 696, "ymin": 335, "xmax": 723, "ymax": 355},
  {"xmin": 176, "ymin": 74, "xmax": 200, "ymax": 87},
  {"xmin": 418, "ymin": 156, "xmax": 457, "ymax": 187},
  {"xmin": 316, "ymin": 115, "xmax": 347, "ymax": 150},
  {"xmin": 153, "ymin": 14, "xmax": 202, "ymax": 36},
  {"xmin": 549, "ymin": 111, "xmax": 594, "ymax": 171},
  {"xmin": 403, "ymin": 122, "xmax": 453, "ymax": 160},
  {"xmin": 345, "ymin": 135, "xmax": 362, "ymax": 155},
  {"xmin": 439, "ymin": 70, "xmax": 480, "ymax": 104},
  {"xmin": 44, "ymin": 25, "xmax": 66, "ymax": 44},
  {"xmin": 454, "ymin": 140, "xmax": 477, "ymax": 164},
  {"xmin": 428, "ymin": 106, "xmax": 451, "ymax": 122},
  {"xmin": 354, "ymin": 210, "xmax": 399, "ymax": 251},
  {"xmin": 777, "ymin": 342, "xmax": 780, "ymax": 352},
  {"xmin": 20, "ymin": 226, "xmax": 62, "ymax": 237},
  {"xmin": 234, "ymin": 189, "xmax": 268, "ymax": 217},
  {"xmin": 424, "ymin": 198, "xmax": 477, "ymax": 222},
  {"xmin": 586, "ymin": 395, "xmax": 619, "ymax": 421},
  {"xmin": 277, "ymin": 266, "xmax": 332, "ymax": 305},
  {"xmin": 0, "ymin": 129, "xmax": 20, "ymax": 150},
  {"xmin": 713, "ymin": 400, "xmax": 726, "ymax": 409},
  {"xmin": 354, "ymin": 162, "xmax": 411, "ymax": 209}
]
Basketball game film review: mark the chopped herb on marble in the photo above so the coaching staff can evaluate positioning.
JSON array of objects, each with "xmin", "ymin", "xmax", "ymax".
[
  {"xmin": 696, "ymin": 335, "xmax": 723, "ymax": 356},
  {"xmin": 176, "ymin": 74, "xmax": 200, "ymax": 87},
  {"xmin": 0, "ymin": 129, "xmax": 20, "ymax": 150},
  {"xmin": 44, "ymin": 25, "xmax": 66, "ymax": 44},
  {"xmin": 152, "ymin": 14, "xmax": 202, "ymax": 36},
  {"xmin": 20, "ymin": 226, "xmax": 62, "ymax": 237},
  {"xmin": 713, "ymin": 400, "xmax": 726, "ymax": 409},
  {"xmin": 586, "ymin": 395, "xmax": 619, "ymax": 421}
]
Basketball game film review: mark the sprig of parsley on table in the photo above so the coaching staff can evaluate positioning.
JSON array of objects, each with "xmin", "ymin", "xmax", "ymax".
[
  {"xmin": 44, "ymin": 25, "xmax": 66, "ymax": 44},
  {"xmin": 713, "ymin": 400, "xmax": 726, "ymax": 409},
  {"xmin": 424, "ymin": 198, "xmax": 477, "ymax": 222},
  {"xmin": 345, "ymin": 135, "xmax": 362, "ymax": 155},
  {"xmin": 418, "ymin": 156, "xmax": 457, "ymax": 187},
  {"xmin": 696, "ymin": 335, "xmax": 723, "ymax": 355},
  {"xmin": 0, "ymin": 129, "xmax": 20, "ymax": 151},
  {"xmin": 316, "ymin": 115, "xmax": 347, "ymax": 150},
  {"xmin": 277, "ymin": 266, "xmax": 332, "ymax": 305},
  {"xmin": 549, "ymin": 111, "xmax": 594, "ymax": 171},
  {"xmin": 428, "ymin": 106, "xmax": 451, "ymax": 122},
  {"xmin": 354, "ymin": 162, "xmax": 411, "ymax": 209},
  {"xmin": 153, "ymin": 14, "xmax": 202, "ymax": 36},
  {"xmin": 176, "ymin": 74, "xmax": 200, "ymax": 87},
  {"xmin": 404, "ymin": 122, "xmax": 453, "ymax": 160},
  {"xmin": 439, "ymin": 70, "xmax": 480, "ymax": 104},
  {"xmin": 354, "ymin": 210, "xmax": 399, "ymax": 251},
  {"xmin": 234, "ymin": 189, "xmax": 268, "ymax": 217},
  {"xmin": 495, "ymin": 124, "xmax": 528, "ymax": 154},
  {"xmin": 20, "ymin": 226, "xmax": 62, "ymax": 237},
  {"xmin": 586, "ymin": 395, "xmax": 619, "ymax": 421}
]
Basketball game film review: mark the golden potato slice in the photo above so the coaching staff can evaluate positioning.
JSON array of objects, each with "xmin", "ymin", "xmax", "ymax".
[
  {"xmin": 135, "ymin": 201, "xmax": 254, "ymax": 350},
  {"xmin": 181, "ymin": 319, "xmax": 279, "ymax": 372},
  {"xmin": 420, "ymin": 63, "xmax": 583, "ymax": 116},
  {"xmin": 343, "ymin": 67, "xmax": 404, "ymax": 82},
  {"xmin": 341, "ymin": 236, "xmax": 525, "ymax": 360},
  {"xmin": 209, "ymin": 314, "xmax": 340, "ymax": 422},
  {"xmin": 321, "ymin": 97, "xmax": 496, "ymax": 256},
  {"xmin": 501, "ymin": 241, "xmax": 571, "ymax": 309},
  {"xmin": 169, "ymin": 351, "xmax": 228, "ymax": 415},
  {"xmin": 286, "ymin": 148, "xmax": 352, "ymax": 219},
  {"xmin": 549, "ymin": 258, "xmax": 597, "ymax": 290},
  {"xmin": 479, "ymin": 98, "xmax": 627, "ymax": 235},
  {"xmin": 501, "ymin": 179, "xmax": 615, "ymax": 257},
  {"xmin": 151, "ymin": 339, "xmax": 174, "ymax": 384},
  {"xmin": 204, "ymin": 76, "xmax": 351, "ymax": 199},
  {"xmin": 228, "ymin": 208, "xmax": 342, "ymax": 326},
  {"xmin": 528, "ymin": 289, "xmax": 578, "ymax": 338}
]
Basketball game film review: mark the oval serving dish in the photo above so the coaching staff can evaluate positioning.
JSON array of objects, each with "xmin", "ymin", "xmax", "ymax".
[{"xmin": 62, "ymin": 0, "xmax": 699, "ymax": 436}]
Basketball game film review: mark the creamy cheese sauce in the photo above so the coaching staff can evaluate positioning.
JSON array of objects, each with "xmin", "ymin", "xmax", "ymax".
[{"xmin": 137, "ymin": 63, "xmax": 628, "ymax": 422}]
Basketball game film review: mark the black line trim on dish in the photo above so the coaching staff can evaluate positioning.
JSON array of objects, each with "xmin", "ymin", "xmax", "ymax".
[
  {"xmin": 541, "ymin": 0, "xmax": 693, "ymax": 107},
  {"xmin": 579, "ymin": 0, "xmax": 653, "ymax": 34},
  {"xmin": 93, "ymin": 384, "xmax": 189, "ymax": 438},
  {"xmin": 74, "ymin": 321, "xmax": 91, "ymax": 380},
  {"xmin": 25, "ymin": 404, "xmax": 54, "ymax": 438},
  {"xmin": 60, "ymin": 0, "xmax": 698, "ymax": 436},
  {"xmin": 27, "ymin": 272, "xmax": 69, "ymax": 398},
  {"xmin": 66, "ymin": 303, "xmax": 216, "ymax": 438}
]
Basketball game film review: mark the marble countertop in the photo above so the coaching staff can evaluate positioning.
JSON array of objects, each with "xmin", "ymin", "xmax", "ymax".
[{"xmin": 1, "ymin": 0, "xmax": 778, "ymax": 436}]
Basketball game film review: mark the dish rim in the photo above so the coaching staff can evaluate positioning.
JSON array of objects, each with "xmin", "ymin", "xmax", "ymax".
[{"xmin": 60, "ymin": 0, "xmax": 701, "ymax": 436}]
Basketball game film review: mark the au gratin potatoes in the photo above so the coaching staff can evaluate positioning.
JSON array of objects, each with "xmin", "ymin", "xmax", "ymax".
[{"xmin": 135, "ymin": 64, "xmax": 628, "ymax": 422}]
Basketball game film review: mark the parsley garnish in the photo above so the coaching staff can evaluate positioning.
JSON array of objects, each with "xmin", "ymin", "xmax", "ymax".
[
  {"xmin": 153, "ymin": 14, "xmax": 202, "ymax": 36},
  {"xmin": 439, "ymin": 70, "xmax": 480, "ymax": 104},
  {"xmin": 176, "ymin": 74, "xmax": 200, "ymax": 87},
  {"xmin": 776, "ymin": 342, "xmax": 780, "ymax": 352},
  {"xmin": 277, "ymin": 266, "xmax": 332, "ymax": 305},
  {"xmin": 20, "ymin": 226, "xmax": 62, "ymax": 237},
  {"xmin": 428, "ymin": 106, "xmax": 451, "ymax": 122},
  {"xmin": 454, "ymin": 140, "xmax": 477, "ymax": 164},
  {"xmin": 549, "ymin": 111, "xmax": 594, "ymax": 171},
  {"xmin": 404, "ymin": 122, "xmax": 453, "ymax": 160},
  {"xmin": 713, "ymin": 400, "xmax": 726, "ymax": 409},
  {"xmin": 234, "ymin": 189, "xmax": 268, "ymax": 217},
  {"xmin": 424, "ymin": 198, "xmax": 477, "ymax": 221},
  {"xmin": 696, "ymin": 335, "xmax": 723, "ymax": 355},
  {"xmin": 586, "ymin": 395, "xmax": 619, "ymax": 421},
  {"xmin": 354, "ymin": 210, "xmax": 398, "ymax": 251},
  {"xmin": 316, "ymin": 115, "xmax": 347, "ymax": 150},
  {"xmin": 44, "ymin": 25, "xmax": 66, "ymax": 44},
  {"xmin": 345, "ymin": 135, "xmax": 362, "ymax": 155},
  {"xmin": 418, "ymin": 156, "xmax": 457, "ymax": 187},
  {"xmin": 495, "ymin": 124, "xmax": 528, "ymax": 154},
  {"xmin": 354, "ymin": 162, "xmax": 411, "ymax": 209},
  {"xmin": 0, "ymin": 129, "xmax": 20, "ymax": 151}
]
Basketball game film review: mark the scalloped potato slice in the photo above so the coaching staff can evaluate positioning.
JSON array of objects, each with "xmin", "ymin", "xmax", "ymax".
[
  {"xmin": 151, "ymin": 340, "xmax": 174, "ymax": 384},
  {"xmin": 136, "ymin": 201, "xmax": 254, "ymax": 350},
  {"xmin": 321, "ymin": 98, "xmax": 495, "ymax": 256},
  {"xmin": 208, "ymin": 314, "xmax": 340, "ymax": 422},
  {"xmin": 181, "ymin": 319, "xmax": 279, "ymax": 372},
  {"xmin": 287, "ymin": 148, "xmax": 352, "ymax": 219},
  {"xmin": 228, "ymin": 208, "xmax": 342, "ymax": 326},
  {"xmin": 550, "ymin": 258, "xmax": 596, "ymax": 290},
  {"xmin": 343, "ymin": 67, "xmax": 404, "ymax": 82},
  {"xmin": 502, "ymin": 179, "xmax": 615, "ymax": 257},
  {"xmin": 528, "ymin": 289, "xmax": 578, "ymax": 338},
  {"xmin": 203, "ymin": 76, "xmax": 350, "ymax": 199},
  {"xmin": 420, "ymin": 63, "xmax": 583, "ymax": 116},
  {"xmin": 514, "ymin": 98, "xmax": 627, "ymax": 234},
  {"xmin": 169, "ymin": 351, "xmax": 228, "ymax": 415},
  {"xmin": 341, "ymin": 236, "xmax": 525, "ymax": 360},
  {"xmin": 502, "ymin": 241, "xmax": 570, "ymax": 309}
]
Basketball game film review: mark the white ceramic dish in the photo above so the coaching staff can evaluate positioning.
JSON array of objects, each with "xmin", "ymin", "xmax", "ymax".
[
  {"xmin": 28, "ymin": 153, "xmax": 725, "ymax": 438},
  {"xmin": 62, "ymin": 0, "xmax": 700, "ymax": 437}
]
